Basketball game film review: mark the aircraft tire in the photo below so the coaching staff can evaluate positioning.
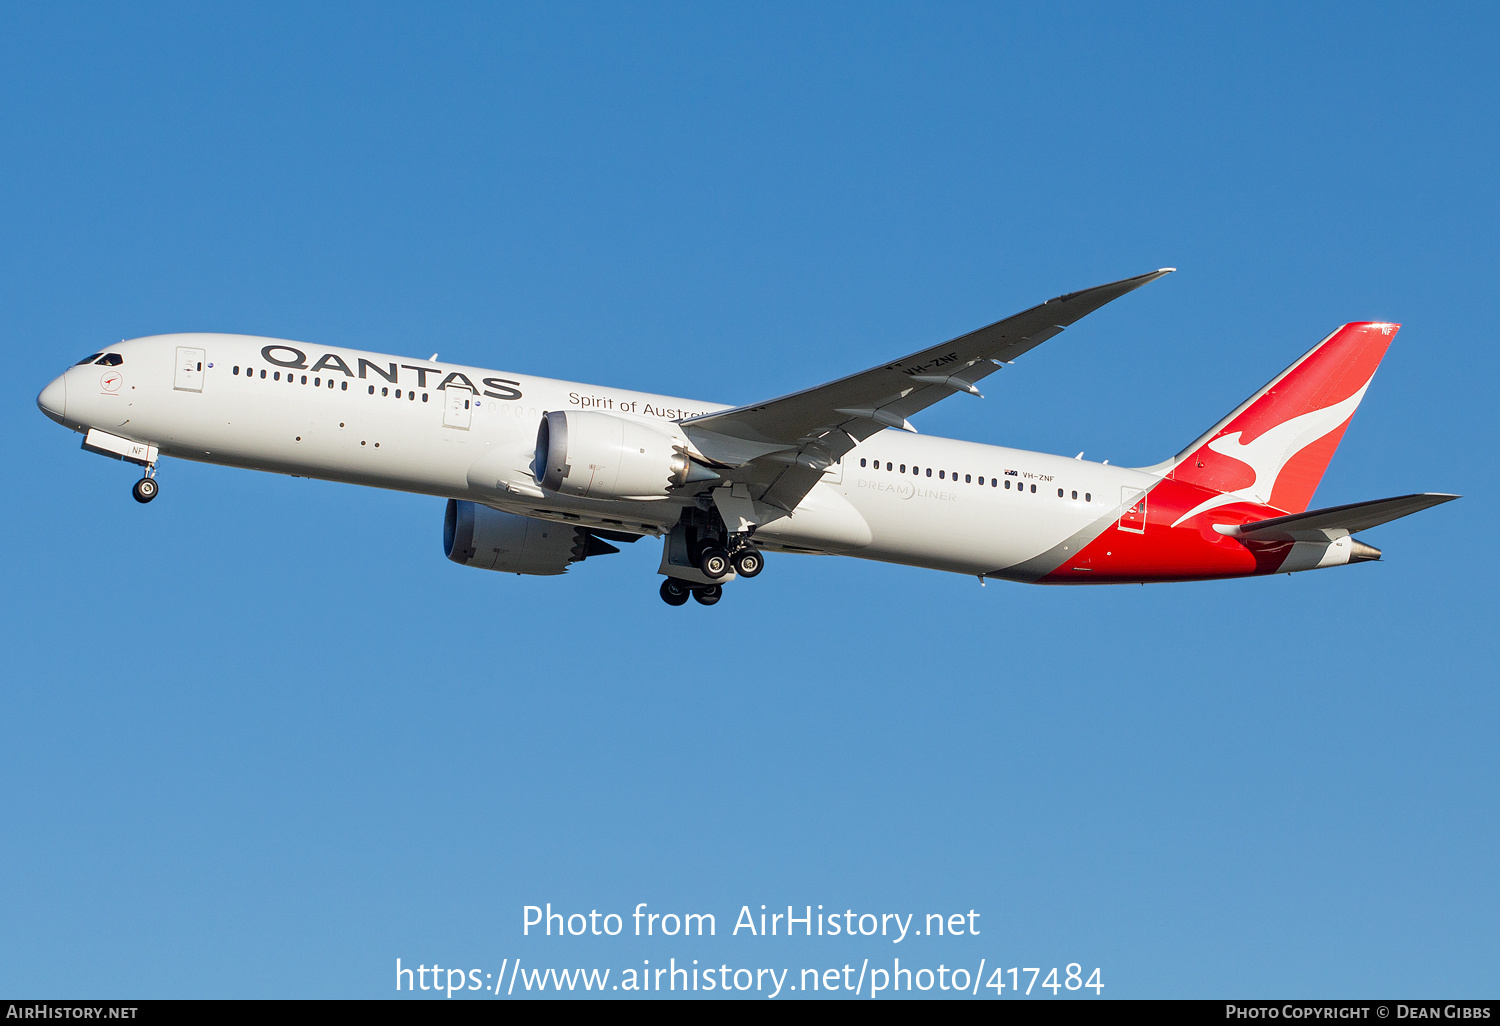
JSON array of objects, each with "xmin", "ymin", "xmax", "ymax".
[
  {"xmin": 697, "ymin": 548, "xmax": 730, "ymax": 579},
  {"xmin": 732, "ymin": 549, "xmax": 763, "ymax": 578},
  {"xmin": 132, "ymin": 477, "xmax": 158, "ymax": 504},
  {"xmin": 692, "ymin": 584, "xmax": 722, "ymax": 606},
  {"xmin": 659, "ymin": 578, "xmax": 691, "ymax": 606}
]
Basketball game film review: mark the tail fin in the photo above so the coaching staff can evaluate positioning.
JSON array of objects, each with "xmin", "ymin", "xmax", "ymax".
[{"xmin": 1162, "ymin": 321, "xmax": 1398, "ymax": 515}]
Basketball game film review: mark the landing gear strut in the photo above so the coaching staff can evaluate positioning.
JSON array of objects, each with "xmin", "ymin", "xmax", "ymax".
[{"xmin": 132, "ymin": 473, "xmax": 158, "ymax": 504}]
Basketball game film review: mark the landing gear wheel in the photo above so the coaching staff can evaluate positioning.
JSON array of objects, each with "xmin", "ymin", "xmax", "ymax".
[
  {"xmin": 692, "ymin": 584, "xmax": 722, "ymax": 606},
  {"xmin": 659, "ymin": 578, "xmax": 691, "ymax": 606},
  {"xmin": 132, "ymin": 477, "xmax": 158, "ymax": 504},
  {"xmin": 697, "ymin": 547, "xmax": 731, "ymax": 579},
  {"xmin": 732, "ymin": 549, "xmax": 763, "ymax": 578}
]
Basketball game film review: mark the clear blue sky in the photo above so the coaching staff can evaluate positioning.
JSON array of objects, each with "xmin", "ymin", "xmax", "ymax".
[{"xmin": 2, "ymin": 2, "xmax": 1495, "ymax": 999}]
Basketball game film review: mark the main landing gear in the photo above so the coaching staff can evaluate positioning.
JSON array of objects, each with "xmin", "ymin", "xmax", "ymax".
[
  {"xmin": 661, "ymin": 512, "xmax": 766, "ymax": 608},
  {"xmin": 696, "ymin": 538, "xmax": 763, "ymax": 580},
  {"xmin": 658, "ymin": 579, "xmax": 723, "ymax": 607},
  {"xmin": 132, "ymin": 467, "xmax": 159, "ymax": 504}
]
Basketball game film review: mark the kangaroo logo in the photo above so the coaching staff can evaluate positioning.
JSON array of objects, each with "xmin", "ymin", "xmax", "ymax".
[{"xmin": 1170, "ymin": 383, "xmax": 1370, "ymax": 527}]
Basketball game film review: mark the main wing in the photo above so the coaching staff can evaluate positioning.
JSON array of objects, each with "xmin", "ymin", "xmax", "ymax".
[{"xmin": 681, "ymin": 268, "xmax": 1174, "ymax": 514}]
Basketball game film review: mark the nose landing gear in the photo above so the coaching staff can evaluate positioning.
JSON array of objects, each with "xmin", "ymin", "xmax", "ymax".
[{"xmin": 132, "ymin": 469, "xmax": 159, "ymax": 504}]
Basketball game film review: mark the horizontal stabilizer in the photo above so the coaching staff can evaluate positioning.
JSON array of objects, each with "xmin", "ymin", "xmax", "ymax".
[{"xmin": 1215, "ymin": 493, "xmax": 1460, "ymax": 542}]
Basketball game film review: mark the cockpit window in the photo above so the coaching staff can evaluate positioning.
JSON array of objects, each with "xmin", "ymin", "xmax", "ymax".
[
  {"xmin": 75, "ymin": 353, "xmax": 103, "ymax": 365},
  {"xmin": 94, "ymin": 353, "xmax": 124, "ymax": 366}
]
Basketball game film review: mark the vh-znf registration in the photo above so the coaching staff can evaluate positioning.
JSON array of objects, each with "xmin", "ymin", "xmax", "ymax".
[{"xmin": 36, "ymin": 269, "xmax": 1457, "ymax": 606}]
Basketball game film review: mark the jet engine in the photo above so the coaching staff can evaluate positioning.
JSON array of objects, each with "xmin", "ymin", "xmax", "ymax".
[
  {"xmin": 443, "ymin": 499, "xmax": 620, "ymax": 575},
  {"xmin": 534, "ymin": 410, "xmax": 717, "ymax": 500}
]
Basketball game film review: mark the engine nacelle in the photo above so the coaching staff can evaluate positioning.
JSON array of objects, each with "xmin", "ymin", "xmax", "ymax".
[
  {"xmin": 535, "ymin": 410, "xmax": 708, "ymax": 500},
  {"xmin": 443, "ymin": 499, "xmax": 617, "ymax": 575}
]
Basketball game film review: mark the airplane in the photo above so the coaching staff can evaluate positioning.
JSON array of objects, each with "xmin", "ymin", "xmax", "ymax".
[{"xmin": 35, "ymin": 268, "xmax": 1457, "ymax": 606}]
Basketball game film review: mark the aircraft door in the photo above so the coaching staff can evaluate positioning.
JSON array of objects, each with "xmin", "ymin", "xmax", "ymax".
[
  {"xmin": 443, "ymin": 386, "xmax": 473, "ymax": 430},
  {"xmin": 1118, "ymin": 486, "xmax": 1147, "ymax": 534},
  {"xmin": 174, "ymin": 347, "xmax": 205, "ymax": 392}
]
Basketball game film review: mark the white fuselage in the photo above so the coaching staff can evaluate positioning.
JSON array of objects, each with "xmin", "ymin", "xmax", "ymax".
[{"xmin": 44, "ymin": 333, "xmax": 1160, "ymax": 581}]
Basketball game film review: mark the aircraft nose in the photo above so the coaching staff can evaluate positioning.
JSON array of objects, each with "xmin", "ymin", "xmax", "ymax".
[{"xmin": 37, "ymin": 374, "xmax": 67, "ymax": 424}]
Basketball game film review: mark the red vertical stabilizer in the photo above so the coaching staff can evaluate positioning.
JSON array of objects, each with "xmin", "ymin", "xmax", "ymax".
[{"xmin": 1166, "ymin": 322, "xmax": 1398, "ymax": 517}]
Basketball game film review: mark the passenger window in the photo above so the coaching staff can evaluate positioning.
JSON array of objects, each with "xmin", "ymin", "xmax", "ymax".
[
  {"xmin": 1072, "ymin": 490, "xmax": 1077, "ymax": 500},
  {"xmin": 368, "ymin": 385, "xmax": 374, "ymax": 394},
  {"xmin": 382, "ymin": 387, "xmax": 389, "ymax": 396},
  {"xmin": 860, "ymin": 458, "xmax": 867, "ymax": 467},
  {"xmin": 342, "ymin": 381, "xmax": 348, "ymax": 390},
  {"xmin": 274, "ymin": 371, "xmax": 281, "ymax": 381},
  {"xmin": 260, "ymin": 369, "xmax": 266, "ymax": 378},
  {"xmin": 95, "ymin": 353, "xmax": 123, "ymax": 366},
  {"xmin": 76, "ymin": 353, "xmax": 103, "ymax": 365},
  {"xmin": 926, "ymin": 468, "xmax": 932, "ymax": 477},
  {"xmin": 1058, "ymin": 488, "xmax": 1064, "ymax": 497},
  {"xmin": 314, "ymin": 377, "xmax": 321, "ymax": 387},
  {"xmin": 1005, "ymin": 480, "xmax": 1011, "ymax": 489},
  {"xmin": 1085, "ymin": 493, "xmax": 1091, "ymax": 502},
  {"xmin": 938, "ymin": 470, "xmax": 944, "ymax": 479},
  {"xmin": 1031, "ymin": 484, "xmax": 1036, "ymax": 493},
  {"xmin": 396, "ymin": 389, "xmax": 402, "ymax": 398},
  {"xmin": 900, "ymin": 464, "xmax": 906, "ymax": 473},
  {"xmin": 409, "ymin": 392, "xmax": 416, "ymax": 401},
  {"xmin": 422, "ymin": 393, "xmax": 429, "ymax": 402},
  {"xmin": 885, "ymin": 462, "xmax": 892, "ymax": 471},
  {"xmin": 233, "ymin": 366, "xmax": 240, "ymax": 375},
  {"xmin": 964, "ymin": 474, "xmax": 971, "ymax": 483}
]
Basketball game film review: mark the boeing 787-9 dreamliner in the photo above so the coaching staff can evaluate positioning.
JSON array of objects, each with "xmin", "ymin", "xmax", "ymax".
[{"xmin": 36, "ymin": 269, "xmax": 1456, "ymax": 606}]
